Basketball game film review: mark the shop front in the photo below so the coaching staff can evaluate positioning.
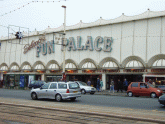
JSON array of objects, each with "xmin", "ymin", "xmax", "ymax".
[
  {"xmin": 3, "ymin": 74, "xmax": 42, "ymax": 89},
  {"xmin": 106, "ymin": 73, "xmax": 143, "ymax": 90}
]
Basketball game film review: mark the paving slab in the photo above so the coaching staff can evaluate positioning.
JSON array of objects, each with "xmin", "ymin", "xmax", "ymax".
[{"xmin": 0, "ymin": 97, "xmax": 165, "ymax": 123}]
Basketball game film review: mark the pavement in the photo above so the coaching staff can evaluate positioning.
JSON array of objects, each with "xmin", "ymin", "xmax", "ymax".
[
  {"xmin": 0, "ymin": 97, "xmax": 165, "ymax": 123},
  {"xmin": 0, "ymin": 88, "xmax": 165, "ymax": 123},
  {"xmin": 94, "ymin": 90, "xmax": 128, "ymax": 96}
]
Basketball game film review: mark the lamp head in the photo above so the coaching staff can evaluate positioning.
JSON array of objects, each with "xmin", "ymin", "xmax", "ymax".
[{"xmin": 62, "ymin": 5, "xmax": 66, "ymax": 8}]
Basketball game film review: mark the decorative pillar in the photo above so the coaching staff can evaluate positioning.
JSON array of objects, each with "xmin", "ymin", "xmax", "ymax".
[
  {"xmin": 142, "ymin": 74, "xmax": 145, "ymax": 82},
  {"xmin": 41, "ymin": 74, "xmax": 45, "ymax": 81},
  {"xmin": 102, "ymin": 73, "xmax": 106, "ymax": 90},
  {"xmin": 0, "ymin": 73, "xmax": 2, "ymax": 80}
]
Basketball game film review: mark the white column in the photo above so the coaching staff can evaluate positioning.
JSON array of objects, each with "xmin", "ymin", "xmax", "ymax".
[
  {"xmin": 41, "ymin": 74, "xmax": 45, "ymax": 81},
  {"xmin": 0, "ymin": 73, "xmax": 2, "ymax": 80},
  {"xmin": 102, "ymin": 73, "xmax": 106, "ymax": 90},
  {"xmin": 142, "ymin": 74, "xmax": 145, "ymax": 82}
]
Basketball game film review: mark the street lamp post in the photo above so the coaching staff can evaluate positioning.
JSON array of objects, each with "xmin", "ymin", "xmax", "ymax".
[{"xmin": 62, "ymin": 5, "xmax": 66, "ymax": 81}]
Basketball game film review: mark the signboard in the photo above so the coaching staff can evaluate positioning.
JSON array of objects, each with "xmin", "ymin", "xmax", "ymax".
[
  {"xmin": 124, "ymin": 69, "xmax": 145, "ymax": 72},
  {"xmin": 103, "ymin": 70, "xmax": 119, "ymax": 73},
  {"xmin": 151, "ymin": 69, "xmax": 165, "ymax": 73},
  {"xmin": 23, "ymin": 36, "xmax": 113, "ymax": 57},
  {"xmin": 28, "ymin": 75, "xmax": 34, "ymax": 86},
  {"xmin": 20, "ymin": 75, "xmax": 25, "ymax": 88}
]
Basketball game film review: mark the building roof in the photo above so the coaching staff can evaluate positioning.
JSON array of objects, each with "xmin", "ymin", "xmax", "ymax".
[{"xmin": 1, "ymin": 9, "xmax": 165, "ymax": 41}]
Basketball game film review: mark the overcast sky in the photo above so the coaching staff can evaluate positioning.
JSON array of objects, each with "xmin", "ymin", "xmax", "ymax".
[{"xmin": 0, "ymin": 0, "xmax": 165, "ymax": 37}]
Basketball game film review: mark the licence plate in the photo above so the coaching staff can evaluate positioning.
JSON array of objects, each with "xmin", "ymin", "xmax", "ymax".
[{"xmin": 73, "ymin": 91, "xmax": 78, "ymax": 93}]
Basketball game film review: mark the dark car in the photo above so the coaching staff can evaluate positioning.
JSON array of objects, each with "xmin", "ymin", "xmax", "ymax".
[
  {"xmin": 28, "ymin": 80, "xmax": 46, "ymax": 89},
  {"xmin": 127, "ymin": 82, "xmax": 163, "ymax": 98},
  {"xmin": 158, "ymin": 94, "xmax": 165, "ymax": 106}
]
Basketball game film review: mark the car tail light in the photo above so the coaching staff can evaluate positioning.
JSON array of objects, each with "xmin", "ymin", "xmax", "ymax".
[{"xmin": 66, "ymin": 89, "xmax": 70, "ymax": 93}]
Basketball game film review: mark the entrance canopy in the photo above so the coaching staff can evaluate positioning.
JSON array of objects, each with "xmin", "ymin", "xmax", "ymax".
[
  {"xmin": 125, "ymin": 60, "xmax": 144, "ymax": 69},
  {"xmin": 48, "ymin": 63, "xmax": 59, "ymax": 71},
  {"xmin": 10, "ymin": 65, "xmax": 19, "ymax": 72},
  {"xmin": 34, "ymin": 64, "xmax": 45, "ymax": 71},
  {"xmin": 102, "ymin": 61, "xmax": 118, "ymax": 69},
  {"xmin": 0, "ymin": 65, "xmax": 8, "ymax": 71},
  {"xmin": 65, "ymin": 63, "xmax": 77, "ymax": 70},
  {"xmin": 82, "ymin": 62, "xmax": 96, "ymax": 70},
  {"xmin": 152, "ymin": 59, "xmax": 165, "ymax": 68},
  {"xmin": 22, "ymin": 65, "xmax": 32, "ymax": 71}
]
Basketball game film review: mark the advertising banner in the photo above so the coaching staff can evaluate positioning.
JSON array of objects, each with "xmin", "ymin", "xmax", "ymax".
[
  {"xmin": 28, "ymin": 75, "xmax": 34, "ymax": 86},
  {"xmin": 20, "ymin": 75, "xmax": 25, "ymax": 88}
]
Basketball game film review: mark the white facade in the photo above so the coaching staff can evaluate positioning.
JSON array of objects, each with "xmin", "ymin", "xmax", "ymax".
[{"xmin": 1, "ymin": 10, "xmax": 165, "ymax": 89}]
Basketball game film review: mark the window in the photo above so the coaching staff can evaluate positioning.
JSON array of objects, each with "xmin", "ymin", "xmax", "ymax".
[
  {"xmin": 131, "ymin": 83, "xmax": 138, "ymax": 87},
  {"xmin": 140, "ymin": 83, "xmax": 148, "ymax": 88},
  {"xmin": 50, "ymin": 83, "xmax": 57, "ymax": 89},
  {"xmin": 78, "ymin": 81, "xmax": 87, "ymax": 86},
  {"xmin": 58, "ymin": 83, "xmax": 67, "ymax": 89},
  {"xmin": 41, "ymin": 83, "xmax": 50, "ymax": 89},
  {"xmin": 69, "ymin": 83, "xmax": 79, "ymax": 89}
]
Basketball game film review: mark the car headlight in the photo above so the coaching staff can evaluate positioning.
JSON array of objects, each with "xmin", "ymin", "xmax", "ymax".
[{"xmin": 157, "ymin": 90, "xmax": 160, "ymax": 92}]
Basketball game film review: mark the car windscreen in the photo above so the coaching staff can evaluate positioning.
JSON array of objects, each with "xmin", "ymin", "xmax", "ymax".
[
  {"xmin": 58, "ymin": 83, "xmax": 67, "ymax": 89},
  {"xmin": 69, "ymin": 83, "xmax": 80, "ymax": 89},
  {"xmin": 78, "ymin": 81, "xmax": 87, "ymax": 86}
]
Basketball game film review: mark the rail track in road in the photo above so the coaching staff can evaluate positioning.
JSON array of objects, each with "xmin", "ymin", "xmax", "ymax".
[{"xmin": 0, "ymin": 103, "xmax": 160, "ymax": 124}]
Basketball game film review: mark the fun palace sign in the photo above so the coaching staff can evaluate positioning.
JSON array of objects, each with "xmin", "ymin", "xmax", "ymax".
[{"xmin": 23, "ymin": 36, "xmax": 113, "ymax": 57}]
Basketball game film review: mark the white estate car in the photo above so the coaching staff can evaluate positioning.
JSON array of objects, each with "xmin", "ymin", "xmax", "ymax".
[
  {"xmin": 73, "ymin": 81, "xmax": 96, "ymax": 94},
  {"xmin": 31, "ymin": 81, "xmax": 81, "ymax": 102}
]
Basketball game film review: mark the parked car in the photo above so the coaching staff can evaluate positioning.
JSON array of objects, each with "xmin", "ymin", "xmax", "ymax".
[
  {"xmin": 28, "ymin": 80, "xmax": 46, "ymax": 89},
  {"xmin": 158, "ymin": 94, "xmax": 165, "ymax": 106},
  {"xmin": 31, "ymin": 81, "xmax": 81, "ymax": 102},
  {"xmin": 127, "ymin": 82, "xmax": 163, "ymax": 98},
  {"xmin": 73, "ymin": 81, "xmax": 96, "ymax": 94}
]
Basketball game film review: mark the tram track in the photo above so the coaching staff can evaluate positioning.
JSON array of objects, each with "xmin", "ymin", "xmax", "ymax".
[{"xmin": 0, "ymin": 103, "xmax": 164, "ymax": 124}]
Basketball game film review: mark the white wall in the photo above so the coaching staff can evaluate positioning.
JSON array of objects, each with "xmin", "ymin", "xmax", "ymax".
[{"xmin": 0, "ymin": 16, "xmax": 165, "ymax": 68}]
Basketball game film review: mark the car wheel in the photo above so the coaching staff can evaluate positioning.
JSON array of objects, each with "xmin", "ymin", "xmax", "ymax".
[
  {"xmin": 127, "ymin": 92, "xmax": 133, "ymax": 97},
  {"xmin": 81, "ymin": 89, "xmax": 86, "ymax": 94},
  {"xmin": 56, "ymin": 94, "xmax": 62, "ymax": 102},
  {"xmin": 90, "ymin": 93, "xmax": 94, "ymax": 95},
  {"xmin": 31, "ymin": 92, "xmax": 38, "ymax": 100},
  {"xmin": 70, "ymin": 98, "xmax": 76, "ymax": 101},
  {"xmin": 150, "ymin": 92, "xmax": 157, "ymax": 98}
]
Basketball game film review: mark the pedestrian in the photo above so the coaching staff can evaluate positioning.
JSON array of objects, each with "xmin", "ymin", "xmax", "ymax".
[
  {"xmin": 152, "ymin": 82, "xmax": 156, "ymax": 87},
  {"xmin": 123, "ymin": 79, "xmax": 128, "ymax": 91},
  {"xmin": 148, "ymin": 79, "xmax": 152, "ymax": 84},
  {"xmin": 100, "ymin": 79, "xmax": 103, "ymax": 92},
  {"xmin": 109, "ymin": 79, "xmax": 114, "ymax": 93},
  {"xmin": 117, "ymin": 79, "xmax": 123, "ymax": 92},
  {"xmin": 87, "ymin": 79, "xmax": 91, "ymax": 86},
  {"xmin": 96, "ymin": 77, "xmax": 100, "ymax": 92}
]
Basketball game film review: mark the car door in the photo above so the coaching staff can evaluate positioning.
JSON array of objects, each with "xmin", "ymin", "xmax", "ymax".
[
  {"xmin": 38, "ymin": 83, "xmax": 50, "ymax": 98},
  {"xmin": 47, "ymin": 83, "xmax": 57, "ymax": 99},
  {"xmin": 139, "ymin": 83, "xmax": 149, "ymax": 96},
  {"xmin": 131, "ymin": 82, "xmax": 140, "ymax": 96},
  {"xmin": 57, "ymin": 83, "xmax": 67, "ymax": 94},
  {"xmin": 68, "ymin": 82, "xmax": 80, "ymax": 93}
]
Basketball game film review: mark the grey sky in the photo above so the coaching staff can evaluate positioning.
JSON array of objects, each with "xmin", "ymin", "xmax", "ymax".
[{"xmin": 0, "ymin": 0, "xmax": 165, "ymax": 37}]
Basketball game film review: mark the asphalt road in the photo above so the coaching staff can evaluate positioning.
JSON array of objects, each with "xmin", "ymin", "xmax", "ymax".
[{"xmin": 0, "ymin": 89, "xmax": 165, "ymax": 111}]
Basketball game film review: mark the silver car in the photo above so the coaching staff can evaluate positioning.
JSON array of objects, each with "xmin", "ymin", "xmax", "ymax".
[
  {"xmin": 31, "ymin": 81, "xmax": 81, "ymax": 102},
  {"xmin": 73, "ymin": 81, "xmax": 96, "ymax": 94}
]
